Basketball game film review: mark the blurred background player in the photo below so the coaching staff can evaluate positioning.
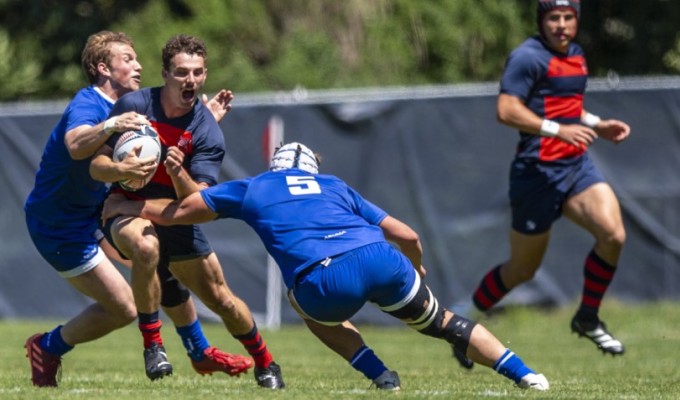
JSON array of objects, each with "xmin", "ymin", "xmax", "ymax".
[
  {"xmin": 102, "ymin": 142, "xmax": 550, "ymax": 392},
  {"xmin": 90, "ymin": 34, "xmax": 284, "ymax": 389},
  {"xmin": 23, "ymin": 31, "xmax": 250, "ymax": 387},
  {"xmin": 469, "ymin": 0, "xmax": 631, "ymax": 362}
]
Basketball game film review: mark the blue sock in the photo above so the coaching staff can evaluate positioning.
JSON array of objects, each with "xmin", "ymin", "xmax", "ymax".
[
  {"xmin": 493, "ymin": 349, "xmax": 534, "ymax": 384},
  {"xmin": 349, "ymin": 345, "xmax": 388, "ymax": 380},
  {"xmin": 176, "ymin": 319, "xmax": 210, "ymax": 361},
  {"xmin": 40, "ymin": 325, "xmax": 74, "ymax": 357}
]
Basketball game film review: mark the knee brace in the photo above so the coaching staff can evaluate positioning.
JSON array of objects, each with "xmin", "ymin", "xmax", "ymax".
[
  {"xmin": 385, "ymin": 282, "xmax": 476, "ymax": 357},
  {"xmin": 386, "ymin": 282, "xmax": 445, "ymax": 334},
  {"xmin": 444, "ymin": 314, "xmax": 476, "ymax": 357}
]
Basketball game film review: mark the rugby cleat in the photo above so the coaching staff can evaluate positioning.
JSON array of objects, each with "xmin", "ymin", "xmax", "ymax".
[
  {"xmin": 254, "ymin": 361, "xmax": 285, "ymax": 389},
  {"xmin": 25, "ymin": 333, "xmax": 62, "ymax": 387},
  {"xmin": 191, "ymin": 346, "xmax": 253, "ymax": 376},
  {"xmin": 518, "ymin": 372, "xmax": 549, "ymax": 391},
  {"xmin": 372, "ymin": 370, "xmax": 401, "ymax": 390},
  {"xmin": 451, "ymin": 345, "xmax": 474, "ymax": 370},
  {"xmin": 571, "ymin": 316, "xmax": 625, "ymax": 355},
  {"xmin": 144, "ymin": 342, "xmax": 173, "ymax": 380}
]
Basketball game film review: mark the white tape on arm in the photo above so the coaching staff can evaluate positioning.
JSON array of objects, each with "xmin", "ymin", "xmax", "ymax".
[
  {"xmin": 103, "ymin": 116, "xmax": 118, "ymax": 136},
  {"xmin": 539, "ymin": 119, "xmax": 560, "ymax": 137},
  {"xmin": 582, "ymin": 112, "xmax": 601, "ymax": 128}
]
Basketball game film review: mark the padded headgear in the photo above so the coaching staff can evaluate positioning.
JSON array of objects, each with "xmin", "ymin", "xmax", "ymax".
[
  {"xmin": 537, "ymin": 0, "xmax": 580, "ymax": 37},
  {"xmin": 270, "ymin": 142, "xmax": 319, "ymax": 174}
]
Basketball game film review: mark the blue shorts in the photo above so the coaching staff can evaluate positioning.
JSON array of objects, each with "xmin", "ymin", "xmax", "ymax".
[
  {"xmin": 26, "ymin": 214, "xmax": 104, "ymax": 278},
  {"xmin": 509, "ymin": 153, "xmax": 605, "ymax": 234},
  {"xmin": 289, "ymin": 242, "xmax": 418, "ymax": 324},
  {"xmin": 103, "ymin": 218, "xmax": 212, "ymax": 262}
]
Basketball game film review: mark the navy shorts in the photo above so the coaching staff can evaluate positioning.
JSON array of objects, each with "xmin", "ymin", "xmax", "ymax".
[
  {"xmin": 290, "ymin": 242, "xmax": 418, "ymax": 324},
  {"xmin": 509, "ymin": 153, "xmax": 605, "ymax": 234}
]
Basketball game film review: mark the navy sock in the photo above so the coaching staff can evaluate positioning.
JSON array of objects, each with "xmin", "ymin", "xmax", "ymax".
[
  {"xmin": 493, "ymin": 349, "xmax": 534, "ymax": 384},
  {"xmin": 176, "ymin": 319, "xmax": 210, "ymax": 361},
  {"xmin": 40, "ymin": 325, "xmax": 74, "ymax": 357},
  {"xmin": 349, "ymin": 345, "xmax": 388, "ymax": 380}
]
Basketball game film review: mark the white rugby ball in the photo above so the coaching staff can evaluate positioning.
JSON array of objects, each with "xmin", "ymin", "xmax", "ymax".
[{"xmin": 112, "ymin": 125, "xmax": 162, "ymax": 191}]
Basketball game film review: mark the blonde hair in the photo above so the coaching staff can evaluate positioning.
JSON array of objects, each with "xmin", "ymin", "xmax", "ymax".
[{"xmin": 81, "ymin": 31, "xmax": 134, "ymax": 84}]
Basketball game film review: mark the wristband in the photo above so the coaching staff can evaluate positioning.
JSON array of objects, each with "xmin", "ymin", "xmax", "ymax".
[
  {"xmin": 103, "ymin": 116, "xmax": 118, "ymax": 136},
  {"xmin": 539, "ymin": 119, "xmax": 560, "ymax": 137},
  {"xmin": 582, "ymin": 112, "xmax": 601, "ymax": 128}
]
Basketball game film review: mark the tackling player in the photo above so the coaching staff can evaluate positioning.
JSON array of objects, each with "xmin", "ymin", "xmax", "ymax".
[
  {"xmin": 23, "ymin": 31, "xmax": 250, "ymax": 387},
  {"xmin": 102, "ymin": 142, "xmax": 551, "ymax": 392}
]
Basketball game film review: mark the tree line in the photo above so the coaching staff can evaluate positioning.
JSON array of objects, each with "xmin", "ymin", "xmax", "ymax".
[{"xmin": 1, "ymin": 0, "xmax": 678, "ymax": 101}]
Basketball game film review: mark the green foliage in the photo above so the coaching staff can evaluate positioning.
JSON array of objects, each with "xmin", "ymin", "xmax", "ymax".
[
  {"xmin": 0, "ymin": 30, "xmax": 41, "ymax": 100},
  {"xmin": 1, "ymin": 0, "xmax": 679, "ymax": 100},
  {"xmin": 1, "ymin": 302, "xmax": 679, "ymax": 399}
]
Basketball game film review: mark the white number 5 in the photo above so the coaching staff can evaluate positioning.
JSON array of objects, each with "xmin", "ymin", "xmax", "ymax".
[{"xmin": 286, "ymin": 176, "xmax": 321, "ymax": 195}]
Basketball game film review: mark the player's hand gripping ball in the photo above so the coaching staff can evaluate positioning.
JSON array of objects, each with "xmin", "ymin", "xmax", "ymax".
[{"xmin": 112, "ymin": 125, "xmax": 161, "ymax": 191}]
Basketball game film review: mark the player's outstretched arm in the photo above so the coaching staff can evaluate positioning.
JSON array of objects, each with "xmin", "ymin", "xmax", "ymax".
[{"xmin": 101, "ymin": 192, "xmax": 217, "ymax": 226}]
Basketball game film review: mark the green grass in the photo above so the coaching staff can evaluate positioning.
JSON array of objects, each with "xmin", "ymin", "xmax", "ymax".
[{"xmin": 2, "ymin": 302, "xmax": 679, "ymax": 399}]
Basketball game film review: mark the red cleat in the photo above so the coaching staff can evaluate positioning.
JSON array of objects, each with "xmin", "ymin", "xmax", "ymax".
[
  {"xmin": 191, "ymin": 346, "xmax": 253, "ymax": 376},
  {"xmin": 25, "ymin": 333, "xmax": 62, "ymax": 387}
]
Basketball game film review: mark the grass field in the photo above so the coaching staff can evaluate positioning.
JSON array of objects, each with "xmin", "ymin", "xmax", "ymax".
[{"xmin": 1, "ymin": 301, "xmax": 678, "ymax": 399}]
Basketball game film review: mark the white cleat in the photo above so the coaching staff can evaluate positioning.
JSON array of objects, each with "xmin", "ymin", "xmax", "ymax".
[
  {"xmin": 518, "ymin": 373, "xmax": 549, "ymax": 391},
  {"xmin": 372, "ymin": 370, "xmax": 401, "ymax": 390}
]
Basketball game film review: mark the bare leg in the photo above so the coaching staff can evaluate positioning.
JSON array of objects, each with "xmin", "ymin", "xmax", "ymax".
[
  {"xmin": 110, "ymin": 216, "xmax": 161, "ymax": 314},
  {"xmin": 61, "ymin": 259, "xmax": 136, "ymax": 345},
  {"xmin": 169, "ymin": 252, "xmax": 254, "ymax": 335},
  {"xmin": 563, "ymin": 182, "xmax": 625, "ymax": 265},
  {"xmin": 500, "ymin": 229, "xmax": 550, "ymax": 289},
  {"xmin": 303, "ymin": 320, "xmax": 365, "ymax": 361}
]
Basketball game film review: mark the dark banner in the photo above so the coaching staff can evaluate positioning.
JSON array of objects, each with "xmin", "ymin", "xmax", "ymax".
[{"xmin": 1, "ymin": 79, "xmax": 679, "ymax": 324}]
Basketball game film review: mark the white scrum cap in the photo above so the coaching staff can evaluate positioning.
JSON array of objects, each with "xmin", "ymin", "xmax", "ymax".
[{"xmin": 270, "ymin": 142, "xmax": 319, "ymax": 174}]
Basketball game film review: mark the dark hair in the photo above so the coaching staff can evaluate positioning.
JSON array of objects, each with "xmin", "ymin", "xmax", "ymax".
[{"xmin": 161, "ymin": 34, "xmax": 207, "ymax": 71}]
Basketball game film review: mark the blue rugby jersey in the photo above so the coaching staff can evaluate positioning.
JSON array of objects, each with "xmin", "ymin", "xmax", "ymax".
[
  {"xmin": 105, "ymin": 87, "xmax": 225, "ymax": 200},
  {"xmin": 200, "ymin": 169, "xmax": 388, "ymax": 289},
  {"xmin": 25, "ymin": 86, "xmax": 113, "ymax": 229},
  {"xmin": 500, "ymin": 36, "xmax": 589, "ymax": 164}
]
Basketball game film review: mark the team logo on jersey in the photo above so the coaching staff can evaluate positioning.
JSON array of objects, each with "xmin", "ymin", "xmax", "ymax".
[
  {"xmin": 526, "ymin": 220, "xmax": 537, "ymax": 231},
  {"xmin": 178, "ymin": 131, "xmax": 193, "ymax": 154}
]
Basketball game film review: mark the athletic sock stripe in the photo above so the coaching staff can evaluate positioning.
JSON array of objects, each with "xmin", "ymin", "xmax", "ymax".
[
  {"xmin": 584, "ymin": 280, "xmax": 607, "ymax": 293},
  {"xmin": 473, "ymin": 290, "xmax": 493, "ymax": 311},
  {"xmin": 493, "ymin": 349, "xmax": 514, "ymax": 371},
  {"xmin": 585, "ymin": 256, "xmax": 615, "ymax": 281}
]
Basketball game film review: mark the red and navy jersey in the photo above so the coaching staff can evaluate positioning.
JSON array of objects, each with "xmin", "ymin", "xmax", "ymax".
[
  {"xmin": 500, "ymin": 36, "xmax": 588, "ymax": 164},
  {"xmin": 106, "ymin": 87, "xmax": 225, "ymax": 199}
]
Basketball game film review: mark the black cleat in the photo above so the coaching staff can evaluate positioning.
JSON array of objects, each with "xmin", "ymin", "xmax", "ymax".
[
  {"xmin": 254, "ymin": 361, "xmax": 285, "ymax": 389},
  {"xmin": 571, "ymin": 316, "xmax": 625, "ymax": 355},
  {"xmin": 451, "ymin": 345, "xmax": 474, "ymax": 369},
  {"xmin": 144, "ymin": 342, "xmax": 173, "ymax": 380}
]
